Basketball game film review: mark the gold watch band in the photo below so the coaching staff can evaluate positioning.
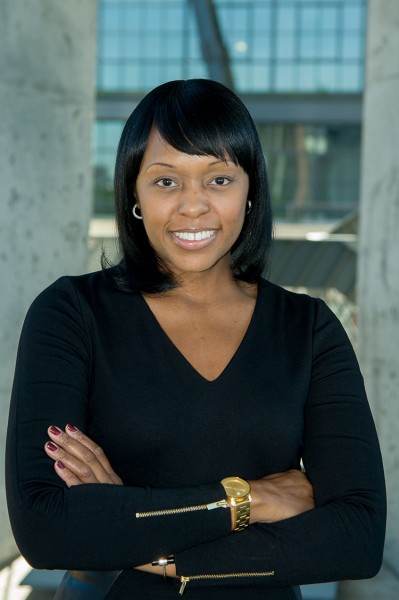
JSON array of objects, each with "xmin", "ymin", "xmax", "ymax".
[{"xmin": 231, "ymin": 496, "xmax": 251, "ymax": 531}]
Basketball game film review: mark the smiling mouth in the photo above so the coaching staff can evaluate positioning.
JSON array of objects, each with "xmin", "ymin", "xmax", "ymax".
[{"xmin": 173, "ymin": 230, "xmax": 216, "ymax": 241}]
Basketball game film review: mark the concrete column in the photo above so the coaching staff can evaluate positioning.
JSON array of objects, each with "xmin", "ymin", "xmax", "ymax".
[
  {"xmin": 339, "ymin": 1, "xmax": 399, "ymax": 598},
  {"xmin": 0, "ymin": 0, "xmax": 96, "ymax": 565}
]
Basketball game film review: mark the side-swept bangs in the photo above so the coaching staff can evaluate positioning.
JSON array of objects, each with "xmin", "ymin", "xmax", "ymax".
[
  {"xmin": 108, "ymin": 79, "xmax": 273, "ymax": 292},
  {"xmin": 151, "ymin": 81, "xmax": 256, "ymax": 174}
]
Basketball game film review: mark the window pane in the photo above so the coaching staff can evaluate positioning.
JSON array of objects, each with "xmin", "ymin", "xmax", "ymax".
[
  {"xmin": 121, "ymin": 64, "xmax": 140, "ymax": 90},
  {"xmin": 100, "ymin": 62, "xmax": 119, "ymax": 89},
  {"xmin": 102, "ymin": 6, "xmax": 120, "ymax": 30},
  {"xmin": 253, "ymin": 35, "xmax": 271, "ymax": 59},
  {"xmin": 275, "ymin": 64, "xmax": 296, "ymax": 92},
  {"xmin": 341, "ymin": 63, "xmax": 361, "ymax": 91},
  {"xmin": 343, "ymin": 35, "xmax": 362, "ymax": 60},
  {"xmin": 277, "ymin": 6, "xmax": 296, "ymax": 31},
  {"xmin": 321, "ymin": 7, "xmax": 338, "ymax": 31},
  {"xmin": 298, "ymin": 64, "xmax": 317, "ymax": 91},
  {"xmin": 320, "ymin": 35, "xmax": 337, "ymax": 59},
  {"xmin": 252, "ymin": 64, "xmax": 270, "ymax": 91},
  {"xmin": 315, "ymin": 64, "xmax": 338, "ymax": 91},
  {"xmin": 343, "ymin": 5, "xmax": 363, "ymax": 31},
  {"xmin": 253, "ymin": 5, "xmax": 271, "ymax": 30},
  {"xmin": 277, "ymin": 34, "xmax": 295, "ymax": 59},
  {"xmin": 102, "ymin": 35, "xmax": 120, "ymax": 60},
  {"xmin": 300, "ymin": 35, "xmax": 316, "ymax": 59},
  {"xmin": 301, "ymin": 7, "xmax": 318, "ymax": 30}
]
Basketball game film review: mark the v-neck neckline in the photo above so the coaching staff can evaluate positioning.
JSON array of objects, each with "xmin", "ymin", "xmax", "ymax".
[{"xmin": 138, "ymin": 279, "xmax": 263, "ymax": 384}]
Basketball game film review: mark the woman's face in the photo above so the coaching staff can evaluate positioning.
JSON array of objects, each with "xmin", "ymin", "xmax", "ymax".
[{"xmin": 135, "ymin": 127, "xmax": 250, "ymax": 278}]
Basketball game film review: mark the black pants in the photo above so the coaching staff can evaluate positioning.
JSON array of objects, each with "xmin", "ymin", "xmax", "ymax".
[
  {"xmin": 54, "ymin": 570, "xmax": 121, "ymax": 600},
  {"xmin": 54, "ymin": 569, "xmax": 303, "ymax": 600}
]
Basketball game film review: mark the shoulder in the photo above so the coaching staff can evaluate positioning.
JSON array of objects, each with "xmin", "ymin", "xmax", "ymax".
[
  {"xmin": 21, "ymin": 269, "xmax": 141, "ymax": 351},
  {"xmin": 24, "ymin": 268, "xmax": 127, "ymax": 326},
  {"xmin": 27, "ymin": 271, "xmax": 94, "ymax": 313},
  {"xmin": 259, "ymin": 280, "xmax": 359, "ymax": 381},
  {"xmin": 258, "ymin": 278, "xmax": 346, "ymax": 340},
  {"xmin": 259, "ymin": 277, "xmax": 323, "ymax": 313},
  {"xmin": 31, "ymin": 268, "xmax": 122, "ymax": 305}
]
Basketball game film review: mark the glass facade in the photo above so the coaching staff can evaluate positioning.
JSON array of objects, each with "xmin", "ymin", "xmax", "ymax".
[
  {"xmin": 94, "ymin": 0, "xmax": 366, "ymax": 221},
  {"xmin": 259, "ymin": 123, "xmax": 361, "ymax": 221},
  {"xmin": 93, "ymin": 120, "xmax": 124, "ymax": 215},
  {"xmin": 98, "ymin": 0, "xmax": 366, "ymax": 93},
  {"xmin": 98, "ymin": 1, "xmax": 207, "ymax": 91}
]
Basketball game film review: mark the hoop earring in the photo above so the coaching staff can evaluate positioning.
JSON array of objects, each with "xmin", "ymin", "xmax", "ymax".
[
  {"xmin": 132, "ymin": 204, "xmax": 143, "ymax": 220},
  {"xmin": 246, "ymin": 200, "xmax": 252, "ymax": 215}
]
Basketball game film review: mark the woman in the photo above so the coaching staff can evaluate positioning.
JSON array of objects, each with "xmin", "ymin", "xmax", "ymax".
[{"xmin": 6, "ymin": 79, "xmax": 386, "ymax": 599}]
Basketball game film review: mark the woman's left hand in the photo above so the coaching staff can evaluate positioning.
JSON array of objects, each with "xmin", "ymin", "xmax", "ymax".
[{"xmin": 44, "ymin": 424, "xmax": 123, "ymax": 487}]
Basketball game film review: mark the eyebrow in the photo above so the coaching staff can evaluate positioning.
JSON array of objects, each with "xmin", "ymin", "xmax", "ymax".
[
  {"xmin": 145, "ymin": 162, "xmax": 175, "ymax": 171},
  {"xmin": 145, "ymin": 159, "xmax": 233, "ymax": 172},
  {"xmin": 209, "ymin": 159, "xmax": 232, "ymax": 166}
]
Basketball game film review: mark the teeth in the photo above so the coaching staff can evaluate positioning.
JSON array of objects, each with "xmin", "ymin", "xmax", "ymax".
[{"xmin": 174, "ymin": 230, "xmax": 215, "ymax": 241}]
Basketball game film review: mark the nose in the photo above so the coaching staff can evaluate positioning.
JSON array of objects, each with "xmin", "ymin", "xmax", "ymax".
[{"xmin": 178, "ymin": 184, "xmax": 210, "ymax": 218}]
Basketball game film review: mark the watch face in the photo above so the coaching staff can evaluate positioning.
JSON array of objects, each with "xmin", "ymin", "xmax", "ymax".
[{"xmin": 221, "ymin": 477, "xmax": 250, "ymax": 498}]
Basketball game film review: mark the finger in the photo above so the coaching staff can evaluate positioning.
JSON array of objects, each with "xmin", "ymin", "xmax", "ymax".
[
  {"xmin": 46, "ymin": 429, "xmax": 112, "ymax": 484},
  {"xmin": 47, "ymin": 426, "xmax": 121, "ymax": 484},
  {"xmin": 64, "ymin": 424, "xmax": 122, "ymax": 484},
  {"xmin": 64, "ymin": 424, "xmax": 113, "ymax": 471},
  {"xmin": 54, "ymin": 460, "xmax": 83, "ymax": 488},
  {"xmin": 45, "ymin": 440, "xmax": 102, "ymax": 484}
]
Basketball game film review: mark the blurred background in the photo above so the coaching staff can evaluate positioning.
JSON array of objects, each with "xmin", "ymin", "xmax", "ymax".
[{"xmin": 0, "ymin": 0, "xmax": 398, "ymax": 598}]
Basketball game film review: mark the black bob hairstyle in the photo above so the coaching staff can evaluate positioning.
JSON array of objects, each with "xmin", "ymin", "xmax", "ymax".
[{"xmin": 107, "ymin": 79, "xmax": 273, "ymax": 293}]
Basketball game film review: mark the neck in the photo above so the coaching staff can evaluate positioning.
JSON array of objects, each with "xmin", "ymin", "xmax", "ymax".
[{"xmin": 164, "ymin": 264, "xmax": 256, "ymax": 307}]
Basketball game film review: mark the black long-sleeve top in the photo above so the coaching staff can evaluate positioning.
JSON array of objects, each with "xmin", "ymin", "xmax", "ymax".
[{"xmin": 6, "ymin": 271, "xmax": 386, "ymax": 598}]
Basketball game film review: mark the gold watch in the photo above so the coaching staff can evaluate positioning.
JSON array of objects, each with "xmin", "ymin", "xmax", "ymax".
[{"xmin": 221, "ymin": 476, "xmax": 251, "ymax": 532}]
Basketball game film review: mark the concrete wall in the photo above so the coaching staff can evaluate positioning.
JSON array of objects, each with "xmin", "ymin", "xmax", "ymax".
[
  {"xmin": 339, "ymin": 1, "xmax": 399, "ymax": 598},
  {"xmin": 0, "ymin": 0, "xmax": 96, "ymax": 565}
]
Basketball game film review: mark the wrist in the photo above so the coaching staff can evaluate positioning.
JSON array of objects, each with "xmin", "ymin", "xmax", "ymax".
[
  {"xmin": 151, "ymin": 556, "xmax": 175, "ymax": 579},
  {"xmin": 247, "ymin": 479, "xmax": 262, "ymax": 507},
  {"xmin": 247, "ymin": 479, "xmax": 270, "ymax": 524}
]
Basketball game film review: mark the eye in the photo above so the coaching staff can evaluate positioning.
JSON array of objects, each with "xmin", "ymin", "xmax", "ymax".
[
  {"xmin": 210, "ymin": 176, "xmax": 232, "ymax": 186},
  {"xmin": 155, "ymin": 178, "xmax": 177, "ymax": 188}
]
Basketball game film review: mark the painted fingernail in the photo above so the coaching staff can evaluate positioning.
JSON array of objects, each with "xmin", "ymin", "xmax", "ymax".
[
  {"xmin": 49, "ymin": 425, "xmax": 62, "ymax": 436},
  {"xmin": 56, "ymin": 461, "xmax": 65, "ymax": 469},
  {"xmin": 47, "ymin": 442, "xmax": 58, "ymax": 452},
  {"xmin": 66, "ymin": 424, "xmax": 78, "ymax": 432}
]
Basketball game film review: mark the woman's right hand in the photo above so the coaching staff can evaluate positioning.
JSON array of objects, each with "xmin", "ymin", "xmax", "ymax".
[
  {"xmin": 44, "ymin": 424, "xmax": 123, "ymax": 487},
  {"xmin": 248, "ymin": 469, "xmax": 315, "ymax": 524}
]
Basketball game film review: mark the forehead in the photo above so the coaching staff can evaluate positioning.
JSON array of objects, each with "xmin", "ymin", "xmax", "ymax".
[
  {"xmin": 141, "ymin": 127, "xmax": 182, "ymax": 164},
  {"xmin": 140, "ymin": 126, "xmax": 236, "ymax": 170}
]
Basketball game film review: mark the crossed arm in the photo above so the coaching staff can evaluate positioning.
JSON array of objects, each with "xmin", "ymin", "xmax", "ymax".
[{"xmin": 44, "ymin": 423, "xmax": 315, "ymax": 578}]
